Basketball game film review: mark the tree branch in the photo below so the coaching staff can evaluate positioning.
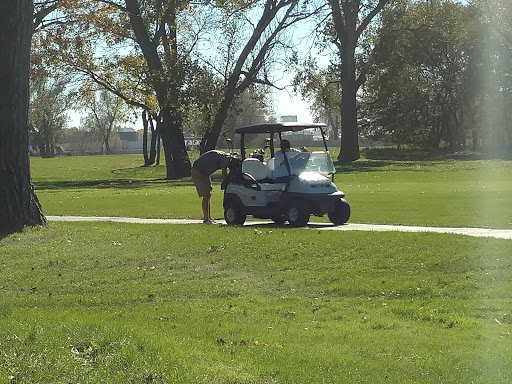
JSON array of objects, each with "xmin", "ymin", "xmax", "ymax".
[
  {"xmin": 356, "ymin": 0, "xmax": 389, "ymax": 40},
  {"xmin": 33, "ymin": 0, "xmax": 60, "ymax": 30},
  {"xmin": 95, "ymin": 0, "xmax": 130, "ymax": 14},
  {"xmin": 76, "ymin": 65, "xmax": 150, "ymax": 111},
  {"xmin": 327, "ymin": 0, "xmax": 345, "ymax": 46}
]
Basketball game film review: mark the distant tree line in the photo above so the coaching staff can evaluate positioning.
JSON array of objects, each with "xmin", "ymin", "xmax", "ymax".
[{"xmin": 296, "ymin": 0, "xmax": 512, "ymax": 156}]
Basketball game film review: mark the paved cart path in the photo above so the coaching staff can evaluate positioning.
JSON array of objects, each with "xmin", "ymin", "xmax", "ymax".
[{"xmin": 46, "ymin": 216, "xmax": 512, "ymax": 240}]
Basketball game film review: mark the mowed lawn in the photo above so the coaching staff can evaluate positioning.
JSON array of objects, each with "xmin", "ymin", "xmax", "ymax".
[
  {"xmin": 1, "ymin": 153, "xmax": 511, "ymax": 383},
  {"xmin": 1, "ymin": 223, "xmax": 511, "ymax": 383},
  {"xmin": 29, "ymin": 153, "xmax": 512, "ymax": 228}
]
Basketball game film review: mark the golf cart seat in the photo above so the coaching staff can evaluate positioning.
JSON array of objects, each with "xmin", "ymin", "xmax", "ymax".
[{"xmin": 241, "ymin": 158, "xmax": 271, "ymax": 181}]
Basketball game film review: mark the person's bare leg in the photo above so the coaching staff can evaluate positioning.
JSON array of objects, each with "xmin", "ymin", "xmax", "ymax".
[{"xmin": 202, "ymin": 195, "xmax": 211, "ymax": 222}]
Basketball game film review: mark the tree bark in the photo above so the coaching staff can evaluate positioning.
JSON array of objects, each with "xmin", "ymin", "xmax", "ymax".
[
  {"xmin": 0, "ymin": 0, "xmax": 47, "ymax": 237},
  {"xmin": 200, "ymin": 89, "xmax": 238, "ymax": 154},
  {"xmin": 142, "ymin": 110, "xmax": 150, "ymax": 165},
  {"xmin": 339, "ymin": 30, "xmax": 360, "ymax": 162},
  {"xmin": 328, "ymin": 0, "xmax": 389, "ymax": 162},
  {"xmin": 125, "ymin": 0, "xmax": 190, "ymax": 178}
]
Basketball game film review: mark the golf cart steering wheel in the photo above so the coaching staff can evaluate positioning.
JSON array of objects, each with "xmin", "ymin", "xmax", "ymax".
[{"xmin": 242, "ymin": 172, "xmax": 261, "ymax": 191}]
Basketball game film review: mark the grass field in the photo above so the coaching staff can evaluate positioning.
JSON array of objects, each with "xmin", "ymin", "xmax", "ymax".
[
  {"xmin": 1, "ymin": 223, "xmax": 511, "ymax": 383},
  {"xmin": 30, "ymin": 152, "xmax": 512, "ymax": 228},
  {"xmin": 1, "ymin": 152, "xmax": 511, "ymax": 383}
]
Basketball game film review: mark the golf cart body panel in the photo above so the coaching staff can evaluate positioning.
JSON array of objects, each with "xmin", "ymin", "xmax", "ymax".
[{"xmin": 223, "ymin": 123, "xmax": 350, "ymax": 226}]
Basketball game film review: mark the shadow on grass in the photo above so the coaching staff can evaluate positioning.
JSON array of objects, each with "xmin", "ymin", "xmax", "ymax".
[
  {"xmin": 362, "ymin": 148, "xmax": 512, "ymax": 161},
  {"xmin": 34, "ymin": 177, "xmax": 195, "ymax": 191},
  {"xmin": 334, "ymin": 148, "xmax": 511, "ymax": 174},
  {"xmin": 236, "ymin": 221, "xmax": 339, "ymax": 229}
]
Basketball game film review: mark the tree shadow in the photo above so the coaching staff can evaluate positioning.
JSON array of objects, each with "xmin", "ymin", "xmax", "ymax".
[
  {"xmin": 34, "ymin": 177, "xmax": 195, "ymax": 191},
  {"xmin": 362, "ymin": 148, "xmax": 512, "ymax": 161},
  {"xmin": 335, "ymin": 159, "xmax": 395, "ymax": 174},
  {"xmin": 333, "ymin": 148, "xmax": 512, "ymax": 174}
]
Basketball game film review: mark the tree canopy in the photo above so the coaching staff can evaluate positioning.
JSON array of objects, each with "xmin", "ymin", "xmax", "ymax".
[{"xmin": 27, "ymin": 0, "xmax": 512, "ymax": 166}]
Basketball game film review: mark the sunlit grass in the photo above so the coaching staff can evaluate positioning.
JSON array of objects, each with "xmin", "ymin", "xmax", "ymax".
[
  {"xmin": 1, "ymin": 222, "xmax": 511, "ymax": 382},
  {"xmin": 30, "ymin": 153, "xmax": 512, "ymax": 228}
]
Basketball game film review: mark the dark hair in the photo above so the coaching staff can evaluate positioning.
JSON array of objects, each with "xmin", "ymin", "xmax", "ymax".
[{"xmin": 280, "ymin": 139, "xmax": 291, "ymax": 150}]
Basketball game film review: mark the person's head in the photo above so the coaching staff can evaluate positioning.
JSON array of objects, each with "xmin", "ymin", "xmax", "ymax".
[{"xmin": 280, "ymin": 139, "xmax": 291, "ymax": 152}]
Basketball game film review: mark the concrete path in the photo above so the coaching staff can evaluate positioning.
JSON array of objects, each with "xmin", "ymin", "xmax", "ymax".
[{"xmin": 46, "ymin": 215, "xmax": 512, "ymax": 240}]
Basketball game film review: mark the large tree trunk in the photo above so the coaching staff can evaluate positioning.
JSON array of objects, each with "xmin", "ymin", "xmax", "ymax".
[
  {"xmin": 142, "ymin": 110, "xmax": 150, "ymax": 165},
  {"xmin": 338, "ymin": 21, "xmax": 360, "ymax": 162},
  {"xmin": 0, "ymin": 0, "xmax": 47, "ymax": 237},
  {"xmin": 125, "ymin": 0, "xmax": 190, "ymax": 179},
  {"xmin": 159, "ymin": 108, "xmax": 191, "ymax": 179},
  {"xmin": 328, "ymin": 0, "xmax": 389, "ymax": 162},
  {"xmin": 200, "ymin": 92, "xmax": 236, "ymax": 154}
]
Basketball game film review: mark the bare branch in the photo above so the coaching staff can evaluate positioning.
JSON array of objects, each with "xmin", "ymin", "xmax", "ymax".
[
  {"xmin": 241, "ymin": 71, "xmax": 286, "ymax": 90},
  {"xmin": 95, "ymin": 0, "xmax": 130, "ymax": 13},
  {"xmin": 75, "ymin": 65, "xmax": 150, "ymax": 111}
]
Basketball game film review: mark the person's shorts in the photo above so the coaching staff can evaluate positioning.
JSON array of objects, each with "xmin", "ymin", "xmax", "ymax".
[{"xmin": 191, "ymin": 167, "xmax": 212, "ymax": 197}]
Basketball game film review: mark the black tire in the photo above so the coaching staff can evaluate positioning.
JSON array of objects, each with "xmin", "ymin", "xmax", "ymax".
[
  {"xmin": 224, "ymin": 199, "xmax": 246, "ymax": 225},
  {"xmin": 271, "ymin": 214, "xmax": 287, "ymax": 225},
  {"xmin": 286, "ymin": 200, "xmax": 310, "ymax": 227},
  {"xmin": 328, "ymin": 199, "xmax": 350, "ymax": 225}
]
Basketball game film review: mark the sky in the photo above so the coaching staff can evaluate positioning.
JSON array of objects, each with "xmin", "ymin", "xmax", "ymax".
[{"xmin": 273, "ymin": 88, "xmax": 314, "ymax": 123}]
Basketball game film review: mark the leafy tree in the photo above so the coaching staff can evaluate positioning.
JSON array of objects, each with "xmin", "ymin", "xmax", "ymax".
[
  {"xmin": 475, "ymin": 0, "xmax": 512, "ymax": 153},
  {"xmin": 35, "ymin": 0, "xmax": 193, "ymax": 178},
  {"xmin": 0, "ymin": 0, "xmax": 46, "ymax": 236},
  {"xmin": 195, "ymin": 0, "xmax": 321, "ymax": 153},
  {"xmin": 327, "ymin": 0, "xmax": 390, "ymax": 161},
  {"xmin": 293, "ymin": 57, "xmax": 342, "ymax": 139},
  {"xmin": 80, "ymin": 86, "xmax": 133, "ymax": 154},
  {"xmin": 29, "ymin": 77, "xmax": 73, "ymax": 157},
  {"xmin": 362, "ymin": 0, "xmax": 470, "ymax": 150}
]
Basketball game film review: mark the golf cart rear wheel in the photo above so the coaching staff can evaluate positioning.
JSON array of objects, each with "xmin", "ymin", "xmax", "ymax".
[
  {"xmin": 224, "ymin": 199, "xmax": 246, "ymax": 225},
  {"xmin": 328, "ymin": 198, "xmax": 350, "ymax": 225},
  {"xmin": 271, "ymin": 214, "xmax": 287, "ymax": 225},
  {"xmin": 287, "ymin": 201, "xmax": 310, "ymax": 227}
]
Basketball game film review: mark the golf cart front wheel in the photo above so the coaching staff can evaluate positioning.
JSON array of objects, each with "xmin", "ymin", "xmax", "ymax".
[
  {"xmin": 328, "ymin": 198, "xmax": 350, "ymax": 225},
  {"xmin": 287, "ymin": 201, "xmax": 310, "ymax": 227},
  {"xmin": 224, "ymin": 200, "xmax": 246, "ymax": 225}
]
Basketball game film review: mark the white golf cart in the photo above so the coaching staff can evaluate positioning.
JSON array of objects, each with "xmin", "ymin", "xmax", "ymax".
[{"xmin": 221, "ymin": 122, "xmax": 350, "ymax": 227}]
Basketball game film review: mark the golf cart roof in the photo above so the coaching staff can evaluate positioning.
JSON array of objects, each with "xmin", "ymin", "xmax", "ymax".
[{"xmin": 234, "ymin": 122, "xmax": 326, "ymax": 135}]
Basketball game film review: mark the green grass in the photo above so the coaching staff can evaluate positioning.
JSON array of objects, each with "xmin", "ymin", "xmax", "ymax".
[
  {"xmin": 30, "ymin": 153, "xmax": 512, "ymax": 228},
  {"xmin": 4, "ymin": 152, "xmax": 512, "ymax": 382},
  {"xmin": 1, "ymin": 222, "xmax": 512, "ymax": 383}
]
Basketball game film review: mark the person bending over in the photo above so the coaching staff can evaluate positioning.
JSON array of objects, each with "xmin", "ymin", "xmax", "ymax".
[{"xmin": 191, "ymin": 150, "xmax": 231, "ymax": 224}]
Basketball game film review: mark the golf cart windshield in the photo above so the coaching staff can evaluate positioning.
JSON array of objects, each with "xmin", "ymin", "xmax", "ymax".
[
  {"xmin": 266, "ymin": 151, "xmax": 335, "ymax": 179},
  {"xmin": 287, "ymin": 151, "xmax": 336, "ymax": 176}
]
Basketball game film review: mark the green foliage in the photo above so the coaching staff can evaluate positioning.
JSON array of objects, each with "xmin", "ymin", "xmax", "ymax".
[
  {"xmin": 362, "ymin": 0, "xmax": 468, "ymax": 149},
  {"xmin": 1, "ymin": 223, "xmax": 512, "ymax": 382},
  {"xmin": 28, "ymin": 77, "xmax": 74, "ymax": 157},
  {"xmin": 361, "ymin": 0, "xmax": 512, "ymax": 153},
  {"xmin": 293, "ymin": 57, "xmax": 341, "ymax": 139}
]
